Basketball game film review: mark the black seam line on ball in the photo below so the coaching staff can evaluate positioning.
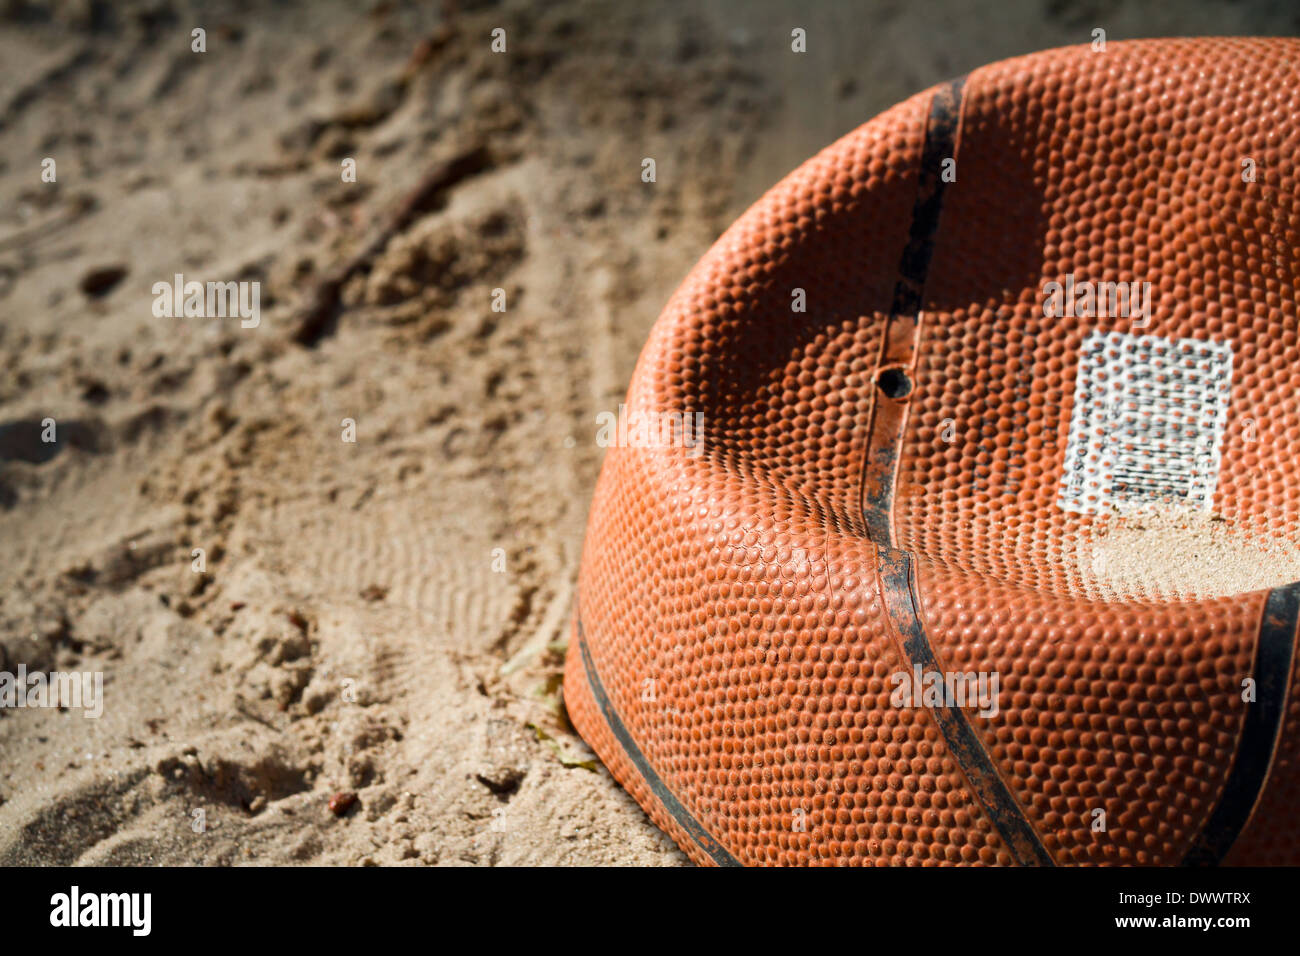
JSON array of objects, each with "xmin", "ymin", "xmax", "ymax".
[
  {"xmin": 860, "ymin": 77, "xmax": 1053, "ymax": 864},
  {"xmin": 577, "ymin": 619, "xmax": 743, "ymax": 867},
  {"xmin": 876, "ymin": 547, "xmax": 1057, "ymax": 866},
  {"xmin": 1182, "ymin": 581, "xmax": 1300, "ymax": 866},
  {"xmin": 862, "ymin": 76, "xmax": 965, "ymax": 547},
  {"xmin": 890, "ymin": 75, "xmax": 965, "ymax": 318}
]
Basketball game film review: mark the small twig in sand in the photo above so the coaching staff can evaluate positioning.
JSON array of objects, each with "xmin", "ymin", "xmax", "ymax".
[
  {"xmin": 0, "ymin": 193, "xmax": 97, "ymax": 254},
  {"xmin": 292, "ymin": 143, "xmax": 494, "ymax": 346},
  {"xmin": 234, "ymin": 698, "xmax": 283, "ymax": 733}
]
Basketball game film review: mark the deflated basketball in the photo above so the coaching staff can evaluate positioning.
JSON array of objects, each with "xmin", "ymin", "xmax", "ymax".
[{"xmin": 563, "ymin": 38, "xmax": 1300, "ymax": 866}]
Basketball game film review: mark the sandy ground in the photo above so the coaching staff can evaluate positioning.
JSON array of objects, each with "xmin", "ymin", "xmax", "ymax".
[{"xmin": 1, "ymin": 0, "xmax": 1297, "ymax": 865}]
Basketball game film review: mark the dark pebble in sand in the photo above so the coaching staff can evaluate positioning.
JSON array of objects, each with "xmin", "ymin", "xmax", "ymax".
[{"xmin": 79, "ymin": 265, "xmax": 128, "ymax": 298}]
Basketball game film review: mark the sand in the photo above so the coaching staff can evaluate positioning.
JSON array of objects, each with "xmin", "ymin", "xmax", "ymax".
[
  {"xmin": 2, "ymin": 0, "xmax": 1296, "ymax": 866},
  {"xmin": 1078, "ymin": 507, "xmax": 1300, "ymax": 603}
]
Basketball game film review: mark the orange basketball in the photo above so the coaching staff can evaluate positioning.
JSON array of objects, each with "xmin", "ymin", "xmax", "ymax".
[{"xmin": 563, "ymin": 38, "xmax": 1300, "ymax": 865}]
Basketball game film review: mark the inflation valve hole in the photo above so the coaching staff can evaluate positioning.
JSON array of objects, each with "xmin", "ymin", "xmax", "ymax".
[{"xmin": 876, "ymin": 367, "xmax": 913, "ymax": 400}]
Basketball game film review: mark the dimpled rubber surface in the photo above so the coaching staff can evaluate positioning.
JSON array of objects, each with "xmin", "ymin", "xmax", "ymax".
[{"xmin": 562, "ymin": 39, "xmax": 1300, "ymax": 865}]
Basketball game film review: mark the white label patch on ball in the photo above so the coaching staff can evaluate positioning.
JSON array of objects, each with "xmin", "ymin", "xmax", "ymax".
[{"xmin": 1059, "ymin": 331, "xmax": 1233, "ymax": 515}]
